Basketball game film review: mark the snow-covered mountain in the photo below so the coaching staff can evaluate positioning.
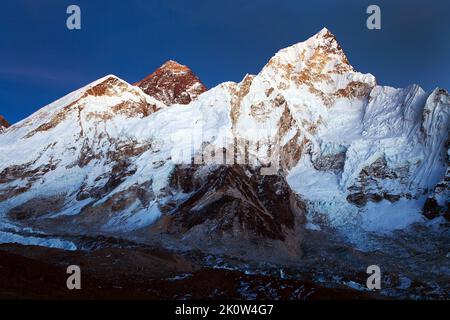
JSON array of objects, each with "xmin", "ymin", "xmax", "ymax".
[{"xmin": 0, "ymin": 28, "xmax": 448, "ymax": 253}]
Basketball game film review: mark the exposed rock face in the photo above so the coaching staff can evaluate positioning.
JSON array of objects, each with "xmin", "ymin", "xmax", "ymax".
[
  {"xmin": 346, "ymin": 157, "xmax": 406, "ymax": 207},
  {"xmin": 0, "ymin": 116, "xmax": 10, "ymax": 133},
  {"xmin": 164, "ymin": 165, "xmax": 305, "ymax": 241},
  {"xmin": 134, "ymin": 60, "xmax": 207, "ymax": 105},
  {"xmin": 312, "ymin": 152, "xmax": 346, "ymax": 173},
  {"xmin": 423, "ymin": 146, "xmax": 450, "ymax": 221},
  {"xmin": 142, "ymin": 164, "xmax": 306, "ymax": 258}
]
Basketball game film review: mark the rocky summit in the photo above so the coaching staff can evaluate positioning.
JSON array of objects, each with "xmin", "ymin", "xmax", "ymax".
[
  {"xmin": 134, "ymin": 60, "xmax": 207, "ymax": 105},
  {"xmin": 0, "ymin": 115, "xmax": 9, "ymax": 133}
]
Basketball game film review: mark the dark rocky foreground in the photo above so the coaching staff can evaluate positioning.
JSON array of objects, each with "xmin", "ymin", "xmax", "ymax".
[
  {"xmin": 1, "ymin": 219, "xmax": 449, "ymax": 300},
  {"xmin": 0, "ymin": 242, "xmax": 377, "ymax": 300}
]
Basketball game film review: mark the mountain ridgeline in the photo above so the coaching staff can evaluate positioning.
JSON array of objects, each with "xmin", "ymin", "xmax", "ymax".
[{"xmin": 0, "ymin": 28, "xmax": 448, "ymax": 259}]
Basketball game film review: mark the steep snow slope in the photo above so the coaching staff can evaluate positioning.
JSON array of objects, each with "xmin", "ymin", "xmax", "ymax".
[
  {"xmin": 0, "ymin": 28, "xmax": 448, "ymax": 243},
  {"xmin": 0, "ymin": 75, "xmax": 168, "ymax": 229}
]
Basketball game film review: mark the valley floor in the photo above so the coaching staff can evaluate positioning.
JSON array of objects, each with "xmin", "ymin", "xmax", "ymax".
[
  {"xmin": 0, "ymin": 222, "xmax": 448, "ymax": 300},
  {"xmin": 0, "ymin": 243, "xmax": 375, "ymax": 300}
]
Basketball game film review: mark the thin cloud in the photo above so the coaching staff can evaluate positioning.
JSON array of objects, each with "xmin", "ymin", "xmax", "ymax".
[{"xmin": 0, "ymin": 66, "xmax": 85, "ymax": 85}]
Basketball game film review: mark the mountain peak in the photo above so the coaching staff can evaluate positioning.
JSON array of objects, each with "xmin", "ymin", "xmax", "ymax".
[
  {"xmin": 257, "ymin": 28, "xmax": 376, "ymax": 107},
  {"xmin": 160, "ymin": 60, "xmax": 190, "ymax": 73},
  {"xmin": 83, "ymin": 75, "xmax": 136, "ymax": 98},
  {"xmin": 261, "ymin": 27, "xmax": 355, "ymax": 85},
  {"xmin": 135, "ymin": 61, "xmax": 207, "ymax": 105},
  {"xmin": 313, "ymin": 27, "xmax": 341, "ymax": 46},
  {"xmin": 308, "ymin": 27, "xmax": 343, "ymax": 52},
  {"xmin": 315, "ymin": 27, "xmax": 332, "ymax": 37},
  {"xmin": 265, "ymin": 27, "xmax": 350, "ymax": 69},
  {"xmin": 0, "ymin": 115, "xmax": 10, "ymax": 130}
]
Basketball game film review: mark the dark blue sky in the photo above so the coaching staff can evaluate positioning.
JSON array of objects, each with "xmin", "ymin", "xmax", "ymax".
[{"xmin": 0, "ymin": 0, "xmax": 449, "ymax": 123}]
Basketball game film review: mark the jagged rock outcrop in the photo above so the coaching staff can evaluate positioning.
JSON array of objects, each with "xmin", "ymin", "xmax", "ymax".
[
  {"xmin": 346, "ymin": 157, "xmax": 406, "ymax": 207},
  {"xmin": 134, "ymin": 60, "xmax": 206, "ymax": 105},
  {"xmin": 164, "ymin": 165, "xmax": 305, "ymax": 240},
  {"xmin": 146, "ymin": 164, "xmax": 306, "ymax": 257}
]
